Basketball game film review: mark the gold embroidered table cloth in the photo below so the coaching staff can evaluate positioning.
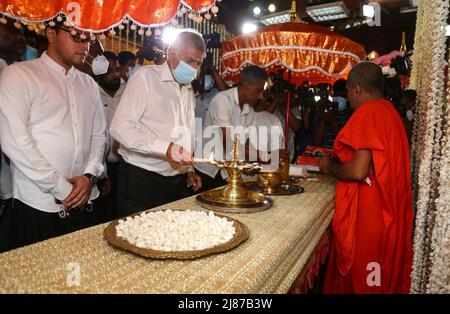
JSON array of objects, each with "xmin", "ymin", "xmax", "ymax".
[{"xmin": 0, "ymin": 175, "xmax": 335, "ymax": 293}]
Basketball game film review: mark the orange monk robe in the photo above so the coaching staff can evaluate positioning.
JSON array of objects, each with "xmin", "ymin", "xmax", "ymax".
[{"xmin": 323, "ymin": 98, "xmax": 413, "ymax": 294}]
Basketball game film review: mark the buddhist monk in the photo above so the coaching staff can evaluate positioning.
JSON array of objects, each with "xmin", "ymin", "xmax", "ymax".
[{"xmin": 319, "ymin": 62, "xmax": 413, "ymax": 294}]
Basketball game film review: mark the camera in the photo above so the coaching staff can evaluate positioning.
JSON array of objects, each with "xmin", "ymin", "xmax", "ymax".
[
  {"xmin": 269, "ymin": 70, "xmax": 296, "ymax": 93},
  {"xmin": 298, "ymin": 83, "xmax": 334, "ymax": 113},
  {"xmin": 390, "ymin": 54, "xmax": 412, "ymax": 76},
  {"xmin": 138, "ymin": 37, "xmax": 165, "ymax": 61}
]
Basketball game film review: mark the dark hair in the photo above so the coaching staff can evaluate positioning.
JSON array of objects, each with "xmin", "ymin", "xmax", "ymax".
[
  {"xmin": 238, "ymin": 65, "xmax": 268, "ymax": 86},
  {"xmin": 402, "ymin": 89, "xmax": 417, "ymax": 102},
  {"xmin": 44, "ymin": 20, "xmax": 65, "ymax": 34},
  {"xmin": 384, "ymin": 77, "xmax": 402, "ymax": 105},
  {"xmin": 103, "ymin": 51, "xmax": 118, "ymax": 62},
  {"xmin": 0, "ymin": 20, "xmax": 22, "ymax": 35},
  {"xmin": 348, "ymin": 61, "xmax": 384, "ymax": 94},
  {"xmin": 333, "ymin": 79, "xmax": 347, "ymax": 95},
  {"xmin": 117, "ymin": 51, "xmax": 137, "ymax": 66}
]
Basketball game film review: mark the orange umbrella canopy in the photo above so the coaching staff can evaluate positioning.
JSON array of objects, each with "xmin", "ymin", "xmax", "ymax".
[
  {"xmin": 0, "ymin": 0, "xmax": 216, "ymax": 32},
  {"xmin": 221, "ymin": 22, "xmax": 366, "ymax": 85}
]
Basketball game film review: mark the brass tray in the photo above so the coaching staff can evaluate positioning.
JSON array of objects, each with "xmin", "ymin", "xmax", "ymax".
[
  {"xmin": 196, "ymin": 189, "xmax": 273, "ymax": 214},
  {"xmin": 104, "ymin": 209, "xmax": 250, "ymax": 260},
  {"xmin": 242, "ymin": 181, "xmax": 305, "ymax": 195}
]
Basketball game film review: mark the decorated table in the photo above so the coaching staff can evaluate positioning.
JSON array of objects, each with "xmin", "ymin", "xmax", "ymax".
[{"xmin": 0, "ymin": 175, "xmax": 335, "ymax": 294}]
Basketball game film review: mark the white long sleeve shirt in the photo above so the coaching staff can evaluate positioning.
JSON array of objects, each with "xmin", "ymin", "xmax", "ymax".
[
  {"xmin": 109, "ymin": 62, "xmax": 195, "ymax": 177},
  {"xmin": 194, "ymin": 87, "xmax": 254, "ymax": 179},
  {"xmin": 0, "ymin": 52, "xmax": 106, "ymax": 213},
  {"xmin": 0, "ymin": 58, "xmax": 13, "ymax": 200},
  {"xmin": 99, "ymin": 82, "xmax": 125, "ymax": 163}
]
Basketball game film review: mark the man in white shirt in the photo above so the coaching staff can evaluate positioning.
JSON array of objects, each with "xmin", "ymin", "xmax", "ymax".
[
  {"xmin": 195, "ymin": 65, "xmax": 268, "ymax": 192},
  {"xmin": 0, "ymin": 21, "xmax": 106, "ymax": 249},
  {"xmin": 194, "ymin": 54, "xmax": 228, "ymax": 126},
  {"xmin": 93, "ymin": 51, "xmax": 125, "ymax": 223},
  {"xmin": 110, "ymin": 30, "xmax": 205, "ymax": 217},
  {"xmin": 0, "ymin": 20, "xmax": 20, "ymax": 252},
  {"xmin": 250, "ymin": 98, "xmax": 284, "ymax": 165}
]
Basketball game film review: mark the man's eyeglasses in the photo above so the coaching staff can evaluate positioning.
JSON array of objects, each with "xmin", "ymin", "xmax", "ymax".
[{"xmin": 56, "ymin": 27, "xmax": 95, "ymax": 44}]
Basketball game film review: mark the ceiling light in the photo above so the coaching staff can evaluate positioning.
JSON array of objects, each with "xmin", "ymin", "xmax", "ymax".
[
  {"xmin": 242, "ymin": 22, "xmax": 258, "ymax": 34},
  {"xmin": 363, "ymin": 4, "xmax": 375, "ymax": 18},
  {"xmin": 162, "ymin": 27, "xmax": 179, "ymax": 45},
  {"xmin": 253, "ymin": 6, "xmax": 261, "ymax": 16},
  {"xmin": 306, "ymin": 1, "xmax": 350, "ymax": 22},
  {"xmin": 260, "ymin": 10, "xmax": 291, "ymax": 25},
  {"xmin": 268, "ymin": 4, "xmax": 276, "ymax": 13}
]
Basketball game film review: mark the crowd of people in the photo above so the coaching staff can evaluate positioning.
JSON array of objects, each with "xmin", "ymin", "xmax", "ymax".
[{"xmin": 0, "ymin": 18, "xmax": 416, "ymax": 293}]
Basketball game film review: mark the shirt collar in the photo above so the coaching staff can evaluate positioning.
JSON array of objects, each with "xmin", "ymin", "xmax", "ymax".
[
  {"xmin": 160, "ymin": 61, "xmax": 175, "ymax": 82},
  {"xmin": 232, "ymin": 87, "xmax": 250, "ymax": 115},
  {"xmin": 41, "ymin": 51, "xmax": 75, "ymax": 77},
  {"xmin": 99, "ymin": 82, "xmax": 125, "ymax": 99},
  {"xmin": 0, "ymin": 58, "xmax": 7, "ymax": 71}
]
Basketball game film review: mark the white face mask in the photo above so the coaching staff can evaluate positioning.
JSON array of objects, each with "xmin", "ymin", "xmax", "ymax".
[
  {"xmin": 86, "ymin": 54, "xmax": 109, "ymax": 75},
  {"xmin": 406, "ymin": 110, "xmax": 414, "ymax": 121}
]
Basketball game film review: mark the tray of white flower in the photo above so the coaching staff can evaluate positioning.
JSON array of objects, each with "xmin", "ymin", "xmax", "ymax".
[{"xmin": 104, "ymin": 209, "xmax": 250, "ymax": 260}]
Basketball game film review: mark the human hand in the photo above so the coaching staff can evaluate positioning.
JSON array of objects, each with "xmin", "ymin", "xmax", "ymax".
[
  {"xmin": 166, "ymin": 143, "xmax": 194, "ymax": 166},
  {"xmin": 63, "ymin": 176, "xmax": 92, "ymax": 209},
  {"xmin": 318, "ymin": 156, "xmax": 332, "ymax": 175},
  {"xmin": 186, "ymin": 171, "xmax": 202, "ymax": 192}
]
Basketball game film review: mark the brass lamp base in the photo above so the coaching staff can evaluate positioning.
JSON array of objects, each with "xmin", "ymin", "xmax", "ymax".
[
  {"xmin": 196, "ymin": 188, "xmax": 273, "ymax": 214},
  {"xmin": 196, "ymin": 134, "xmax": 273, "ymax": 213},
  {"xmin": 242, "ymin": 181, "xmax": 304, "ymax": 196}
]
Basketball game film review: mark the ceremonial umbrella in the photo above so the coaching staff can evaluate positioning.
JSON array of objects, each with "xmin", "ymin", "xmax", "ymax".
[
  {"xmin": 220, "ymin": 21, "xmax": 366, "ymax": 149},
  {"xmin": 0, "ymin": 0, "xmax": 218, "ymax": 32},
  {"xmin": 221, "ymin": 21, "xmax": 366, "ymax": 86}
]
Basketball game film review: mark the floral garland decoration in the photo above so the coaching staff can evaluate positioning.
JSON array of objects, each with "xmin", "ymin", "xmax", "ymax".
[
  {"xmin": 426, "ymin": 43, "xmax": 450, "ymax": 293},
  {"xmin": 410, "ymin": 0, "xmax": 450, "ymax": 293}
]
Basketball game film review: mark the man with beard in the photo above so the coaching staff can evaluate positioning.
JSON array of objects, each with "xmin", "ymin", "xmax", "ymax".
[
  {"xmin": 93, "ymin": 51, "xmax": 125, "ymax": 223},
  {"xmin": 0, "ymin": 20, "xmax": 106, "ymax": 249}
]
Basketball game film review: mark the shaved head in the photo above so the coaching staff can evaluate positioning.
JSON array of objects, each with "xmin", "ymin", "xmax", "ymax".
[
  {"xmin": 346, "ymin": 62, "xmax": 384, "ymax": 109},
  {"xmin": 347, "ymin": 62, "xmax": 384, "ymax": 94}
]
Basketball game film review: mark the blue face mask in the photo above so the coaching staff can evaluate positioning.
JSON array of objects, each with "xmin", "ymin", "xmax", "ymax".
[
  {"xmin": 204, "ymin": 75, "xmax": 214, "ymax": 91},
  {"xmin": 22, "ymin": 45, "xmax": 38, "ymax": 61},
  {"xmin": 333, "ymin": 96, "xmax": 348, "ymax": 111},
  {"xmin": 172, "ymin": 57, "xmax": 198, "ymax": 84}
]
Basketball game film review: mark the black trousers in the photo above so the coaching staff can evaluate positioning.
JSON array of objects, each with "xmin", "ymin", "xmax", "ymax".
[
  {"xmin": 194, "ymin": 169, "xmax": 227, "ymax": 194},
  {"xmin": 8, "ymin": 199, "xmax": 96, "ymax": 251},
  {"xmin": 0, "ymin": 199, "xmax": 12, "ymax": 253},
  {"xmin": 118, "ymin": 160, "xmax": 189, "ymax": 218},
  {"xmin": 93, "ymin": 161, "xmax": 119, "ymax": 224}
]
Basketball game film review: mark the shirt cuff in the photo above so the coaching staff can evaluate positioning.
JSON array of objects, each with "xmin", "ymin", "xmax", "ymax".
[
  {"xmin": 84, "ymin": 161, "xmax": 105, "ymax": 177},
  {"xmin": 153, "ymin": 139, "xmax": 171, "ymax": 157},
  {"xmin": 98, "ymin": 161, "xmax": 108, "ymax": 179},
  {"xmin": 51, "ymin": 177, "xmax": 73, "ymax": 201}
]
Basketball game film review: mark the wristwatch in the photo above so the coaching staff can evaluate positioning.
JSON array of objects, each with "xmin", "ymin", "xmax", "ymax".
[{"xmin": 83, "ymin": 173, "xmax": 98, "ymax": 186}]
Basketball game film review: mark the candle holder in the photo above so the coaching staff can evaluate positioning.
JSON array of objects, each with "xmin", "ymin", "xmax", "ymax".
[
  {"xmin": 242, "ymin": 149, "xmax": 304, "ymax": 195},
  {"xmin": 195, "ymin": 135, "xmax": 273, "ymax": 213}
]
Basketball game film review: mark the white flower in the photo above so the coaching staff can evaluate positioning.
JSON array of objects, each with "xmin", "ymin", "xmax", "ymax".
[{"xmin": 115, "ymin": 210, "xmax": 236, "ymax": 252}]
